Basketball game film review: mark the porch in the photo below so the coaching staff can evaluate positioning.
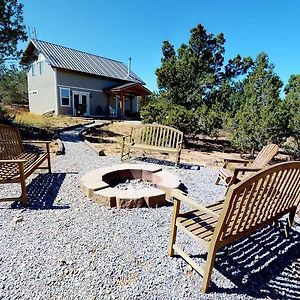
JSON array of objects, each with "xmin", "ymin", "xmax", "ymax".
[{"xmin": 104, "ymin": 82, "xmax": 151, "ymax": 118}]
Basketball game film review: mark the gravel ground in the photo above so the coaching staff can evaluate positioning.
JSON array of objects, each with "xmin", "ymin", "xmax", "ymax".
[{"xmin": 0, "ymin": 126, "xmax": 299, "ymax": 300}]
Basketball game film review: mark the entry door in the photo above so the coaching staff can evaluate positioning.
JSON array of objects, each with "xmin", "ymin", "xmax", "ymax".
[{"xmin": 73, "ymin": 92, "xmax": 90, "ymax": 116}]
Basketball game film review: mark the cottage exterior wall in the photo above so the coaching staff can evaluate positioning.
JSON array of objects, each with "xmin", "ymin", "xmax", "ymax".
[
  {"xmin": 27, "ymin": 52, "xmax": 57, "ymax": 114},
  {"xmin": 56, "ymin": 69, "xmax": 125, "ymax": 116}
]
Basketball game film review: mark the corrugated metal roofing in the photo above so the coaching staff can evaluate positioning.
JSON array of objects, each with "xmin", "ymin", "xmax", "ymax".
[
  {"xmin": 107, "ymin": 82, "xmax": 151, "ymax": 95},
  {"xmin": 24, "ymin": 39, "xmax": 144, "ymax": 84}
]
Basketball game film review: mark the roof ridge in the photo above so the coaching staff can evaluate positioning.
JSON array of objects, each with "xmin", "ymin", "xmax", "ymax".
[{"xmin": 31, "ymin": 38, "xmax": 125, "ymax": 64}]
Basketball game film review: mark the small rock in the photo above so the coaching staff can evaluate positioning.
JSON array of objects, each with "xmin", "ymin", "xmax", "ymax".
[{"xmin": 13, "ymin": 215, "xmax": 23, "ymax": 223}]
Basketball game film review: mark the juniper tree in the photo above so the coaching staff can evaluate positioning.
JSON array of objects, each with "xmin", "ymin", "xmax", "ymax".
[{"xmin": 227, "ymin": 53, "xmax": 283, "ymax": 153}]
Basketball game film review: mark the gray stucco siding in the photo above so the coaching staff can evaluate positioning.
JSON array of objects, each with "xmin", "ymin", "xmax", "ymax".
[
  {"xmin": 89, "ymin": 92, "xmax": 108, "ymax": 115},
  {"xmin": 56, "ymin": 86, "xmax": 108, "ymax": 116},
  {"xmin": 56, "ymin": 69, "xmax": 125, "ymax": 90},
  {"xmin": 56, "ymin": 69, "xmax": 128, "ymax": 116},
  {"xmin": 27, "ymin": 55, "xmax": 56, "ymax": 114}
]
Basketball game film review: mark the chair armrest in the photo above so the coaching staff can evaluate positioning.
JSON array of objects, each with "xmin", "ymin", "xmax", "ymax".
[
  {"xmin": 223, "ymin": 157, "xmax": 250, "ymax": 168},
  {"xmin": 0, "ymin": 159, "xmax": 27, "ymax": 164},
  {"xmin": 232, "ymin": 166, "xmax": 262, "ymax": 179},
  {"xmin": 224, "ymin": 157, "xmax": 250, "ymax": 164},
  {"xmin": 233, "ymin": 166, "xmax": 262, "ymax": 173},
  {"xmin": 171, "ymin": 189, "xmax": 219, "ymax": 219}
]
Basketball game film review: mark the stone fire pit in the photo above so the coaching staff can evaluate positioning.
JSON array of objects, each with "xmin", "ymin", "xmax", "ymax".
[{"xmin": 80, "ymin": 164, "xmax": 181, "ymax": 208}]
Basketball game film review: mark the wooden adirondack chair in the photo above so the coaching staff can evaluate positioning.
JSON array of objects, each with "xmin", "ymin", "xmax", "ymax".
[
  {"xmin": 0, "ymin": 124, "xmax": 51, "ymax": 206},
  {"xmin": 215, "ymin": 143, "xmax": 279, "ymax": 187},
  {"xmin": 169, "ymin": 161, "xmax": 300, "ymax": 293}
]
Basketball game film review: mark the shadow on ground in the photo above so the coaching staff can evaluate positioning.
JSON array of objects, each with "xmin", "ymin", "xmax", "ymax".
[
  {"xmin": 185, "ymin": 136, "xmax": 237, "ymax": 154},
  {"xmin": 11, "ymin": 173, "xmax": 69, "ymax": 210},
  {"xmin": 189, "ymin": 223, "xmax": 300, "ymax": 299}
]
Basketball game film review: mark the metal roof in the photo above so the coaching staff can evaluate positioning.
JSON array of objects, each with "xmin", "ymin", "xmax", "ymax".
[
  {"xmin": 21, "ymin": 39, "xmax": 144, "ymax": 84},
  {"xmin": 105, "ymin": 82, "xmax": 151, "ymax": 96}
]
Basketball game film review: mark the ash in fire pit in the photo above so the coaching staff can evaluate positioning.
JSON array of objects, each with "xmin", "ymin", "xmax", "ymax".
[
  {"xmin": 80, "ymin": 164, "xmax": 181, "ymax": 209},
  {"xmin": 115, "ymin": 179, "xmax": 154, "ymax": 190}
]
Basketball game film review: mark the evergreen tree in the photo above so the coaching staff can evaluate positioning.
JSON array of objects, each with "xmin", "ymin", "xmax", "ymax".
[
  {"xmin": 145, "ymin": 23, "xmax": 253, "ymax": 136},
  {"xmin": 227, "ymin": 53, "xmax": 283, "ymax": 153},
  {"xmin": 155, "ymin": 24, "xmax": 252, "ymax": 110},
  {"xmin": 0, "ymin": 66, "xmax": 28, "ymax": 104},
  {"xmin": 0, "ymin": 0, "xmax": 27, "ymax": 66},
  {"xmin": 281, "ymin": 74, "xmax": 300, "ymax": 157}
]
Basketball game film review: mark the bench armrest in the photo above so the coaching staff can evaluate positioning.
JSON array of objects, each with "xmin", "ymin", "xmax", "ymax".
[
  {"xmin": 0, "ymin": 159, "xmax": 27, "ymax": 163},
  {"xmin": 171, "ymin": 189, "xmax": 219, "ymax": 219},
  {"xmin": 122, "ymin": 134, "xmax": 131, "ymax": 141},
  {"xmin": 22, "ymin": 140, "xmax": 52, "ymax": 144}
]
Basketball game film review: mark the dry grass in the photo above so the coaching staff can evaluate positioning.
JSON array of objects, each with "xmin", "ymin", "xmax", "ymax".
[
  {"xmin": 84, "ymin": 122, "xmax": 243, "ymax": 168},
  {"xmin": 6, "ymin": 106, "xmax": 91, "ymax": 130}
]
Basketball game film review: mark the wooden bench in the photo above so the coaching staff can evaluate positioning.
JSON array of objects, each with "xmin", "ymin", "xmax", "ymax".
[
  {"xmin": 121, "ymin": 124, "xmax": 183, "ymax": 167},
  {"xmin": 0, "ymin": 124, "xmax": 51, "ymax": 206},
  {"xmin": 215, "ymin": 143, "xmax": 279, "ymax": 187},
  {"xmin": 169, "ymin": 161, "xmax": 300, "ymax": 293}
]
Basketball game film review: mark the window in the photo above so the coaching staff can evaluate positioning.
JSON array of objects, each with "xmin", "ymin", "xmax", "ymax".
[
  {"xmin": 60, "ymin": 88, "xmax": 71, "ymax": 107},
  {"xmin": 38, "ymin": 60, "xmax": 45, "ymax": 75},
  {"xmin": 31, "ymin": 63, "xmax": 36, "ymax": 77}
]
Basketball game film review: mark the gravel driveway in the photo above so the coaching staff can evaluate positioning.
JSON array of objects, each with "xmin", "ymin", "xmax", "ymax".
[{"xmin": 0, "ymin": 126, "xmax": 299, "ymax": 300}]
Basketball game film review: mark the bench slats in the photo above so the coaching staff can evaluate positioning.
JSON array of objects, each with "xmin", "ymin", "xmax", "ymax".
[
  {"xmin": 0, "ymin": 124, "xmax": 51, "ymax": 206},
  {"xmin": 121, "ymin": 124, "xmax": 183, "ymax": 167},
  {"xmin": 170, "ymin": 161, "xmax": 300, "ymax": 293}
]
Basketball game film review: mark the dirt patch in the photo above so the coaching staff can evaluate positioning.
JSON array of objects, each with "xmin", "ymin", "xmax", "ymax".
[
  {"xmin": 84, "ymin": 122, "xmax": 289, "ymax": 168},
  {"xmin": 83, "ymin": 122, "xmax": 246, "ymax": 168}
]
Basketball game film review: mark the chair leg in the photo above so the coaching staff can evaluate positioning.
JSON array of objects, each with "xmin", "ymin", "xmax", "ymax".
[
  {"xmin": 284, "ymin": 209, "xmax": 296, "ymax": 238},
  {"xmin": 201, "ymin": 248, "xmax": 217, "ymax": 293},
  {"xmin": 215, "ymin": 175, "xmax": 221, "ymax": 185},
  {"xmin": 168, "ymin": 199, "xmax": 180, "ymax": 257}
]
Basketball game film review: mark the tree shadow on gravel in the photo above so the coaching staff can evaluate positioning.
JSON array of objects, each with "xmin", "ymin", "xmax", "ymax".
[
  {"xmin": 135, "ymin": 156, "xmax": 203, "ymax": 170},
  {"xmin": 11, "ymin": 173, "xmax": 69, "ymax": 210},
  {"xmin": 188, "ymin": 223, "xmax": 300, "ymax": 299}
]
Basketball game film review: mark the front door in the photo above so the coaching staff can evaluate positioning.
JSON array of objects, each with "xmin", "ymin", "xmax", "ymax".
[{"xmin": 73, "ymin": 92, "xmax": 90, "ymax": 116}]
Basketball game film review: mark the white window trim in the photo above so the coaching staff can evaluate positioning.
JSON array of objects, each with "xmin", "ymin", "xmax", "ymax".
[
  {"xmin": 72, "ymin": 91, "xmax": 90, "ymax": 116},
  {"xmin": 38, "ymin": 60, "xmax": 45, "ymax": 75},
  {"xmin": 31, "ymin": 63, "xmax": 36, "ymax": 77},
  {"xmin": 59, "ymin": 87, "xmax": 71, "ymax": 107}
]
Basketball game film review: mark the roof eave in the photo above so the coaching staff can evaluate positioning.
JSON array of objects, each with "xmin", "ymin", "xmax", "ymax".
[{"xmin": 20, "ymin": 40, "xmax": 36, "ymax": 65}]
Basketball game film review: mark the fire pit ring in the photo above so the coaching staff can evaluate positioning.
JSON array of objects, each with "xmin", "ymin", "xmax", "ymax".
[{"xmin": 80, "ymin": 164, "xmax": 181, "ymax": 208}]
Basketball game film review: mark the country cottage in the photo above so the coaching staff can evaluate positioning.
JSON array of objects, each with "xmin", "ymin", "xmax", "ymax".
[{"xmin": 20, "ymin": 39, "xmax": 151, "ymax": 117}]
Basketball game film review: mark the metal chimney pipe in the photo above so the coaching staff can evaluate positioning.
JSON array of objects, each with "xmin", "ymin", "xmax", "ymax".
[{"xmin": 127, "ymin": 57, "xmax": 132, "ymax": 77}]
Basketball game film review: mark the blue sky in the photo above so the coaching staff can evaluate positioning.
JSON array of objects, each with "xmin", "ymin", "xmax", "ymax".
[{"xmin": 21, "ymin": 0, "xmax": 300, "ymax": 92}]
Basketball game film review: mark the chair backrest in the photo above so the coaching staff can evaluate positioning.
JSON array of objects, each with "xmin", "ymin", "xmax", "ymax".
[
  {"xmin": 109, "ymin": 106, "xmax": 116, "ymax": 116},
  {"xmin": 132, "ymin": 124, "xmax": 183, "ymax": 149},
  {"xmin": 214, "ymin": 161, "xmax": 300, "ymax": 246},
  {"xmin": 244, "ymin": 143, "xmax": 279, "ymax": 178},
  {"xmin": 0, "ymin": 124, "xmax": 24, "ymax": 159},
  {"xmin": 252, "ymin": 143, "xmax": 279, "ymax": 168}
]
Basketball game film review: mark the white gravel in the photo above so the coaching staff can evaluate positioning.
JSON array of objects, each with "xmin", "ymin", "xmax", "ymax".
[{"xmin": 0, "ymin": 126, "xmax": 299, "ymax": 300}]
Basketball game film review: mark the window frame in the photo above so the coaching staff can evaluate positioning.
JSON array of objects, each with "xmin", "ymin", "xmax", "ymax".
[
  {"xmin": 38, "ymin": 60, "xmax": 45, "ymax": 75},
  {"xmin": 60, "ymin": 87, "xmax": 71, "ymax": 107},
  {"xmin": 31, "ymin": 63, "xmax": 36, "ymax": 77}
]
